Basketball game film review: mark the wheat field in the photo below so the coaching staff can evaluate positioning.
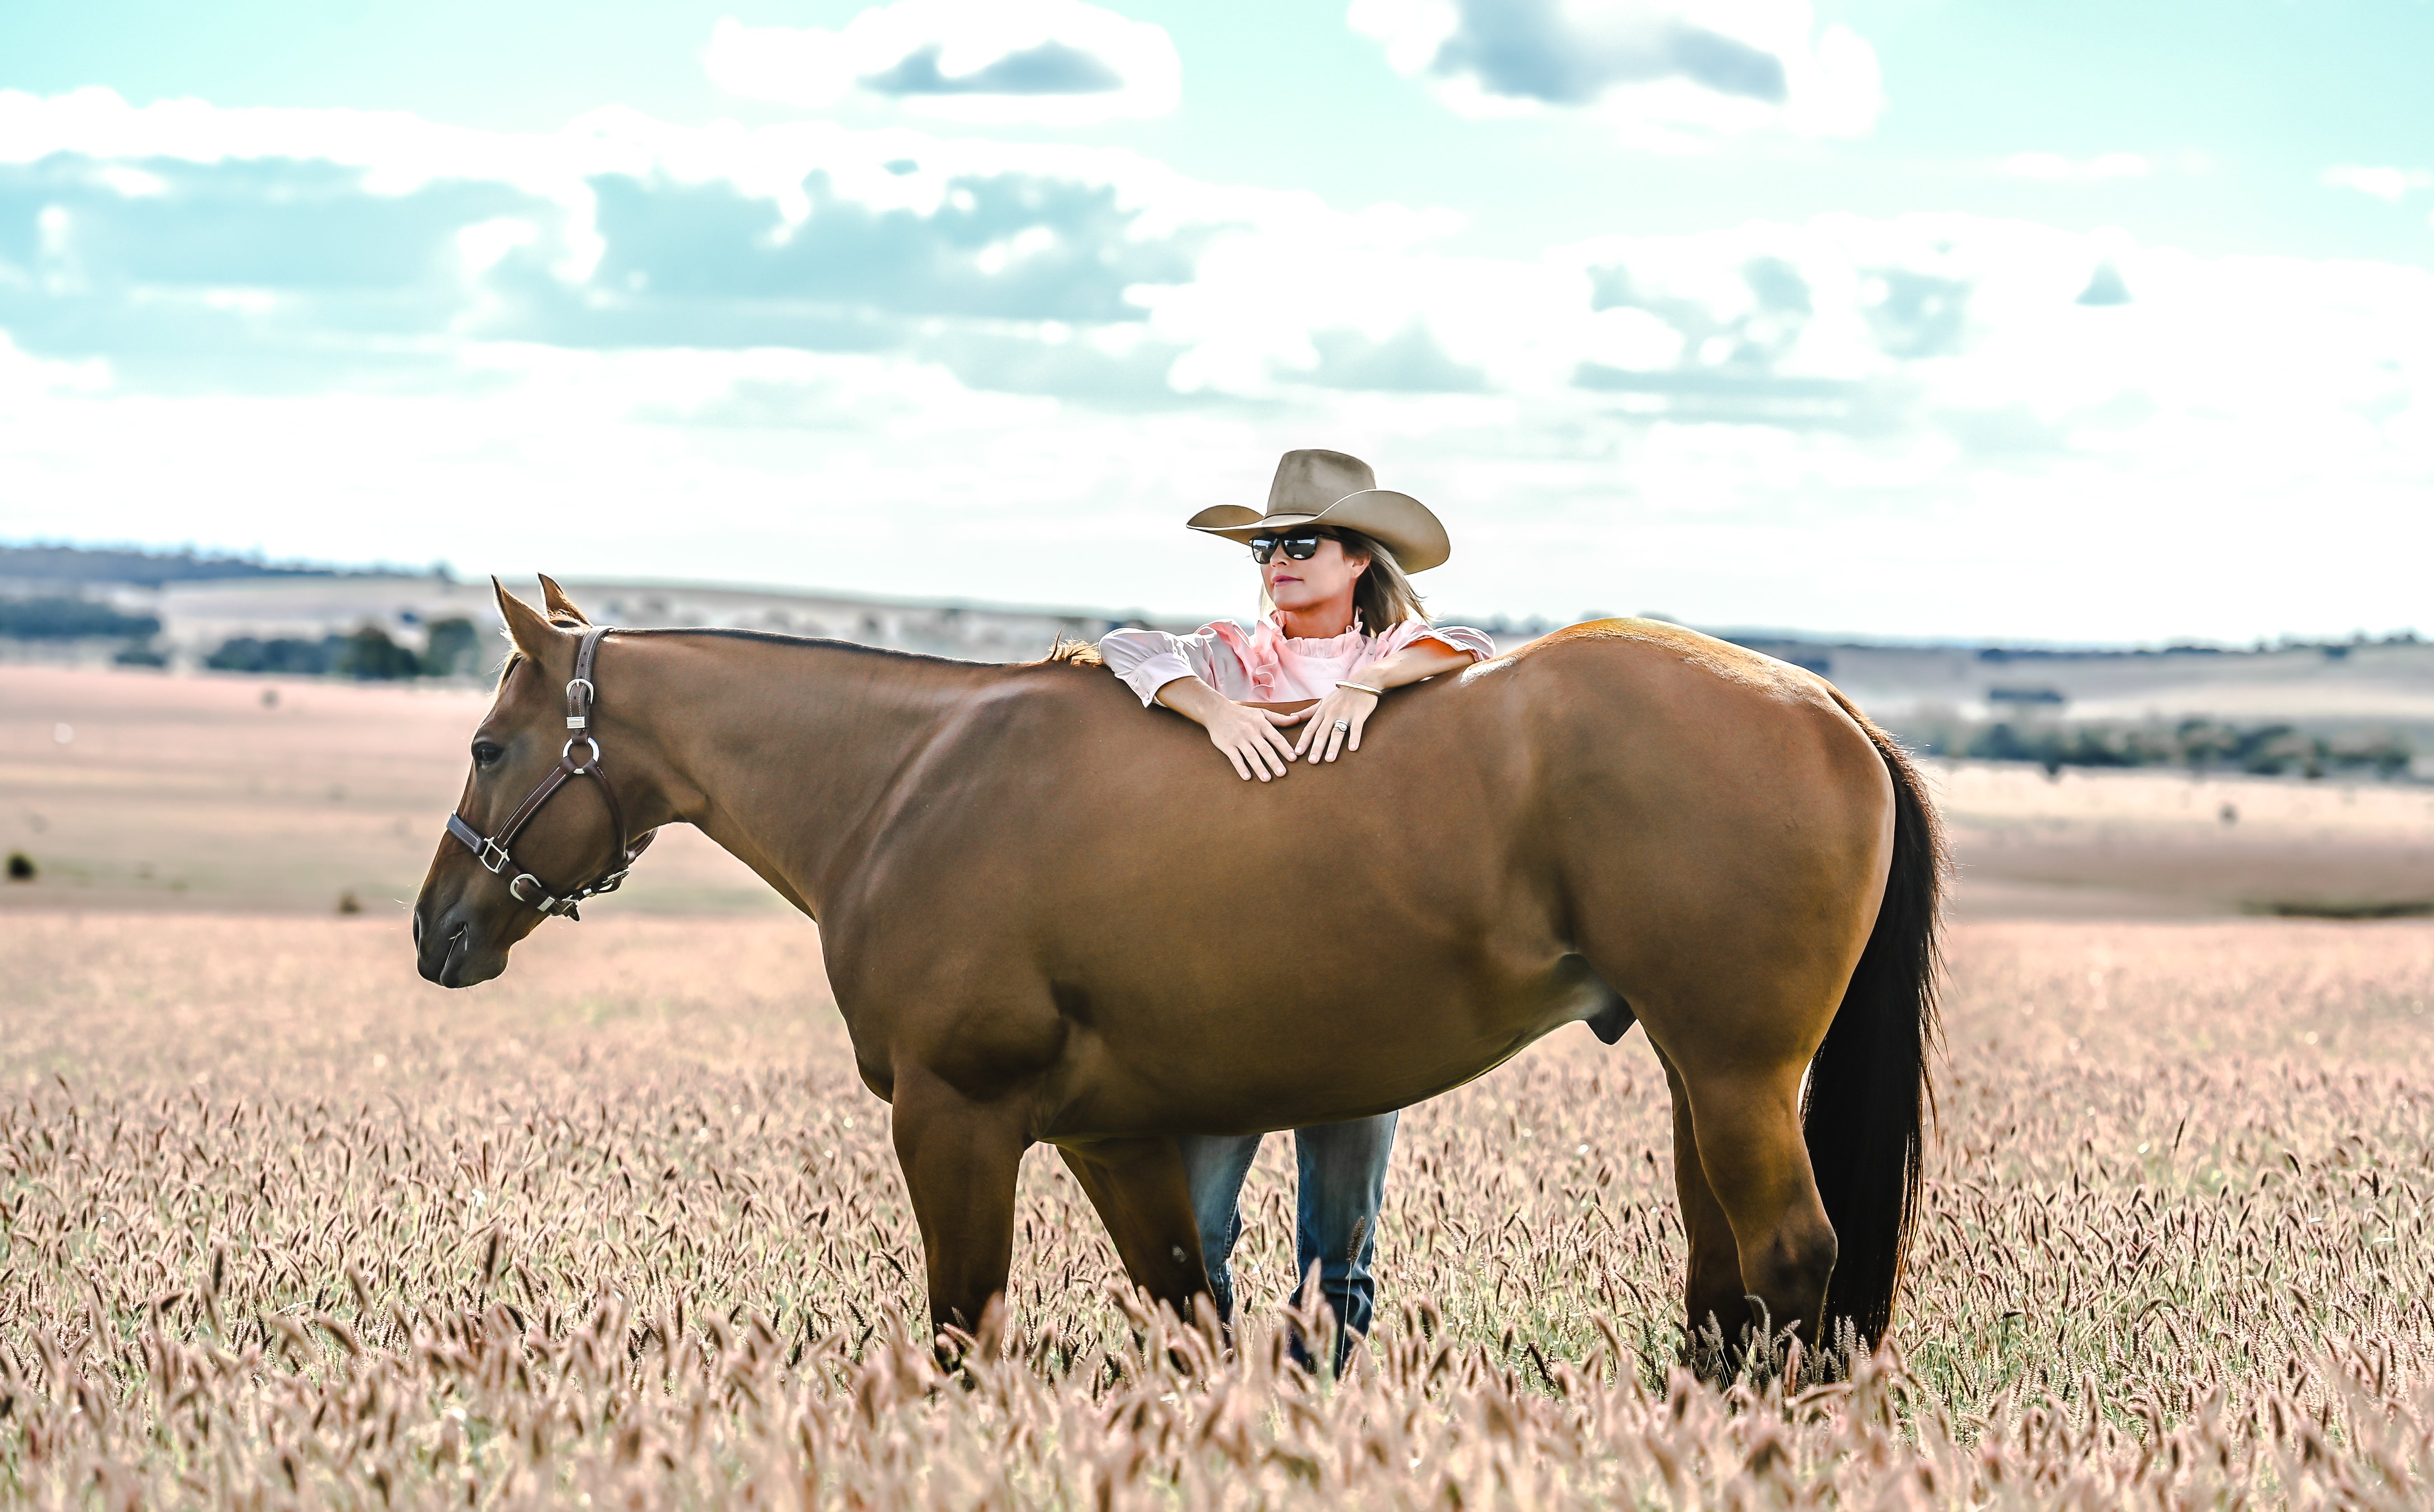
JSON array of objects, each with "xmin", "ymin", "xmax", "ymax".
[{"xmin": 1, "ymin": 909, "xmax": 2429, "ymax": 1508}]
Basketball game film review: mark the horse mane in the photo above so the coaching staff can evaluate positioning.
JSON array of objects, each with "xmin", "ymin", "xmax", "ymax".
[{"xmin": 1040, "ymin": 636, "xmax": 1104, "ymax": 667}]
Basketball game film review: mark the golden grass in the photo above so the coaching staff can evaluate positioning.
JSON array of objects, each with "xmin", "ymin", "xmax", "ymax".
[
  {"xmin": 0, "ymin": 666, "xmax": 775, "ymax": 915},
  {"xmin": 1928, "ymin": 761, "xmax": 2434, "ymax": 918},
  {"xmin": 2, "ymin": 911, "xmax": 2431, "ymax": 1507}
]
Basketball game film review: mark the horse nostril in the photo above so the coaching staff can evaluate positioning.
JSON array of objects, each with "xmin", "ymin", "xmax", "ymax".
[{"xmin": 413, "ymin": 913, "xmax": 423, "ymax": 948}]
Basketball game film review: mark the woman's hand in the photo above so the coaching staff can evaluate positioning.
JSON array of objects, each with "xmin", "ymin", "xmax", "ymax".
[
  {"xmin": 1286, "ymin": 640, "xmax": 1477, "ymax": 765},
  {"xmin": 1290, "ymin": 685, "xmax": 1379, "ymax": 764},
  {"xmin": 1154, "ymin": 676, "xmax": 1303, "ymax": 781}
]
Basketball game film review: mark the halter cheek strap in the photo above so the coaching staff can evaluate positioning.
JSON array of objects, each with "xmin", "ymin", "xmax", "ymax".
[{"xmin": 444, "ymin": 626, "xmax": 654, "ymax": 919}]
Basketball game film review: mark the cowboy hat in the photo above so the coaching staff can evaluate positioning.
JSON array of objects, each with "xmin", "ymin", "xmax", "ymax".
[{"xmin": 1184, "ymin": 449, "xmax": 1451, "ymax": 573}]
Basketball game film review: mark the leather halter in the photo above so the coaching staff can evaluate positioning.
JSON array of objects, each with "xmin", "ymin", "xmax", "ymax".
[{"xmin": 444, "ymin": 626, "xmax": 653, "ymax": 919}]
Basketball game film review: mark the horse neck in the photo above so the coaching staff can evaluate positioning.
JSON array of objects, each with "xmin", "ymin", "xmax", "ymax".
[{"xmin": 606, "ymin": 631, "xmax": 991, "ymax": 919}]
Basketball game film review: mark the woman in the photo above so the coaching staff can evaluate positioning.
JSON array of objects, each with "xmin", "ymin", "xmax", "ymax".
[{"xmin": 1097, "ymin": 448, "xmax": 1496, "ymax": 1362}]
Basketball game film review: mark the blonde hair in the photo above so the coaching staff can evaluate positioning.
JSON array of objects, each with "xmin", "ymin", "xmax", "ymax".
[{"xmin": 1256, "ymin": 526, "xmax": 1429, "ymax": 631}]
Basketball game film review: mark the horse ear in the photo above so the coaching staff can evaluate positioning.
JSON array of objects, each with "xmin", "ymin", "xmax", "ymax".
[
  {"xmin": 492, "ymin": 577, "xmax": 569, "ymax": 664},
  {"xmin": 536, "ymin": 574, "xmax": 590, "ymax": 625}
]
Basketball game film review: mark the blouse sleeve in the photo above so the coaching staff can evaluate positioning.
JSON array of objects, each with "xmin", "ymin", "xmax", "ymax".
[
  {"xmin": 1098, "ymin": 627, "xmax": 1220, "ymax": 707},
  {"xmin": 1391, "ymin": 621, "xmax": 1497, "ymax": 663}
]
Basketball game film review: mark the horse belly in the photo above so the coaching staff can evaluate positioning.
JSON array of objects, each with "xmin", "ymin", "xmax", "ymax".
[{"xmin": 1033, "ymin": 947, "xmax": 1612, "ymax": 1141}]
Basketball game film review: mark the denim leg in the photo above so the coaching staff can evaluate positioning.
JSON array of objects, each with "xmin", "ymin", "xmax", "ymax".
[
  {"xmin": 1174, "ymin": 1133, "xmax": 1264, "ymax": 1323},
  {"xmin": 1294, "ymin": 1111, "xmax": 1399, "ymax": 1363}
]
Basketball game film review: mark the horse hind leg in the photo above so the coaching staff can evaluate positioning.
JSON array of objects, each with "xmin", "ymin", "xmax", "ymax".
[
  {"xmin": 1673, "ymin": 1057, "xmax": 1838, "ymax": 1368},
  {"xmin": 1652, "ymin": 1046, "xmax": 1756, "ymax": 1362},
  {"xmin": 1055, "ymin": 1139, "xmax": 1217, "ymax": 1333},
  {"xmin": 1645, "ymin": 1018, "xmax": 1830, "ymax": 1373}
]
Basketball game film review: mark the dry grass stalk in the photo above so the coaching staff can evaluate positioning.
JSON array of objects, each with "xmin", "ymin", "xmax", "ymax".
[{"xmin": 0, "ymin": 913, "xmax": 2429, "ymax": 1506}]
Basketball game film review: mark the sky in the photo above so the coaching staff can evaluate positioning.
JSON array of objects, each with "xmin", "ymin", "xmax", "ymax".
[{"xmin": 0, "ymin": 0, "xmax": 2429, "ymax": 642}]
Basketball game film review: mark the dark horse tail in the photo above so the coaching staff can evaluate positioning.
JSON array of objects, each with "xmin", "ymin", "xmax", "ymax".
[{"xmin": 1804, "ymin": 695, "xmax": 1946, "ymax": 1349}]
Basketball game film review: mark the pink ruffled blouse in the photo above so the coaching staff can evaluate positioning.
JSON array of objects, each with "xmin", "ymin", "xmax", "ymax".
[{"xmin": 1099, "ymin": 613, "xmax": 1497, "ymax": 707}]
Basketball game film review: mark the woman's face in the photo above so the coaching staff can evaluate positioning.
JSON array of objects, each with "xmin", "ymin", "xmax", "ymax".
[{"xmin": 1261, "ymin": 534, "xmax": 1370, "ymax": 615}]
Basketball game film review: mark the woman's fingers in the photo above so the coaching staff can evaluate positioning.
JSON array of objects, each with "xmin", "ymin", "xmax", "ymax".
[
  {"xmin": 1244, "ymin": 729, "xmax": 1276, "ymax": 779},
  {"xmin": 1262, "ymin": 735, "xmax": 1291, "ymax": 777},
  {"xmin": 1280, "ymin": 718, "xmax": 1313, "ymax": 757},
  {"xmin": 1216, "ymin": 720, "xmax": 1268, "ymax": 780},
  {"xmin": 1318, "ymin": 693, "xmax": 1376, "ymax": 761},
  {"xmin": 1211, "ymin": 698, "xmax": 1375, "ymax": 777},
  {"xmin": 1291, "ymin": 694, "xmax": 1344, "ymax": 761}
]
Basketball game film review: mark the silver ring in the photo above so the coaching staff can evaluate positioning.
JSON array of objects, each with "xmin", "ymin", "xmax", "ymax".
[{"xmin": 1334, "ymin": 719, "xmax": 1350, "ymax": 732}]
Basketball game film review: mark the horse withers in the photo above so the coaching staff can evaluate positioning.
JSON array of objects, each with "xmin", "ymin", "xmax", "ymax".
[{"xmin": 413, "ymin": 578, "xmax": 1942, "ymax": 1359}]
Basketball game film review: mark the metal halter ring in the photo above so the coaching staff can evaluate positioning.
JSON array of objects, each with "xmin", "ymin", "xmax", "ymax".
[{"xmin": 563, "ymin": 735, "xmax": 601, "ymax": 769}]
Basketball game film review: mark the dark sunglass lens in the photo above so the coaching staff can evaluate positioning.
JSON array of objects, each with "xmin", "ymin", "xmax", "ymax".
[
  {"xmin": 1249, "ymin": 536, "xmax": 1279, "ymax": 562},
  {"xmin": 1284, "ymin": 535, "xmax": 1323, "ymax": 560}
]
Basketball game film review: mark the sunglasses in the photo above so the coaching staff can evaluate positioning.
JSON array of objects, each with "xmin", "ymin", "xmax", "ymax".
[{"xmin": 1248, "ymin": 531, "xmax": 1329, "ymax": 564}]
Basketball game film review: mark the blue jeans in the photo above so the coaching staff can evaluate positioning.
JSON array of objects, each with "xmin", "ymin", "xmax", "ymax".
[{"xmin": 1176, "ymin": 1112, "xmax": 1398, "ymax": 1365}]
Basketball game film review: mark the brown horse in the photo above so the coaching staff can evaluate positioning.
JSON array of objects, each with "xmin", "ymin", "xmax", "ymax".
[{"xmin": 413, "ymin": 579, "xmax": 1942, "ymax": 1356}]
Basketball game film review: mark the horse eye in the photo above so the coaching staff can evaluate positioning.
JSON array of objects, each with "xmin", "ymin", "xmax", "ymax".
[{"xmin": 471, "ymin": 741, "xmax": 505, "ymax": 768}]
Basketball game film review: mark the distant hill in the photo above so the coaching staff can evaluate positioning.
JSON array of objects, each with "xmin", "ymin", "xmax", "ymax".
[
  {"xmin": 0, "ymin": 542, "xmax": 359, "ymax": 587},
  {"xmin": 2, "ymin": 543, "xmax": 2426, "ymax": 776}
]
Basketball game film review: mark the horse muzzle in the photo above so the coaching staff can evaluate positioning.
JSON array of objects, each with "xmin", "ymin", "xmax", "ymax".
[{"xmin": 413, "ymin": 899, "xmax": 505, "ymax": 988}]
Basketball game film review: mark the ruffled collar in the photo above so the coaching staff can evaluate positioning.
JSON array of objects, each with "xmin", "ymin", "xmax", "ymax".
[{"xmin": 1205, "ymin": 611, "xmax": 1369, "ymax": 699}]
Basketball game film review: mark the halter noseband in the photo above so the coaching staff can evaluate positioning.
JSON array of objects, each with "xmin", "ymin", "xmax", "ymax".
[{"xmin": 444, "ymin": 626, "xmax": 653, "ymax": 919}]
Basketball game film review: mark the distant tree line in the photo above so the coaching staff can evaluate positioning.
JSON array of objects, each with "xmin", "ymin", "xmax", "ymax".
[
  {"xmin": 1974, "ymin": 629, "xmax": 2423, "ymax": 662},
  {"xmin": 1919, "ymin": 718, "xmax": 2414, "ymax": 780},
  {"xmin": 0, "ymin": 595, "xmax": 162, "ymax": 639},
  {"xmin": 0, "ymin": 541, "xmax": 356, "ymax": 586},
  {"xmin": 204, "ymin": 619, "xmax": 485, "ymax": 680}
]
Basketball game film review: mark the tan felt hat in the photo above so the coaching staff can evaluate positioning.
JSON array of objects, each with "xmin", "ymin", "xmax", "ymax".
[{"xmin": 1185, "ymin": 448, "xmax": 1451, "ymax": 573}]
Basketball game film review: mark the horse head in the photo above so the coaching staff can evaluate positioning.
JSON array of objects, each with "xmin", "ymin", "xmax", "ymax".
[{"xmin": 413, "ymin": 577, "xmax": 644, "ymax": 987}]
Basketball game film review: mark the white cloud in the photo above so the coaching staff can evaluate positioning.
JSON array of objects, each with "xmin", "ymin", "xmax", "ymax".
[
  {"xmin": 0, "ymin": 333, "xmax": 109, "ymax": 399},
  {"xmin": 1, "ymin": 89, "xmax": 2430, "ymax": 642},
  {"xmin": 1346, "ymin": 0, "xmax": 1882, "ymax": 144},
  {"xmin": 704, "ymin": 0, "xmax": 1180, "ymax": 125},
  {"xmin": 2004, "ymin": 152, "xmax": 2152, "ymax": 182},
  {"xmin": 2321, "ymin": 164, "xmax": 2432, "ymax": 202}
]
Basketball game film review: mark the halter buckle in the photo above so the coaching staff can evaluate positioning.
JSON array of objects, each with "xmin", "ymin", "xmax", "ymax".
[{"xmin": 477, "ymin": 837, "xmax": 512, "ymax": 874}]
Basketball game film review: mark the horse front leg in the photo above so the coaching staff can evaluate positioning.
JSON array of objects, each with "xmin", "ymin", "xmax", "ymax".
[{"xmin": 889, "ymin": 1065, "xmax": 1029, "ymax": 1357}]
